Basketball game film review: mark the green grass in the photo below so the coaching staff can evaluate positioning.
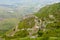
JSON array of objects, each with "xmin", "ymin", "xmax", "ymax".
[
  {"xmin": 0, "ymin": 2, "xmax": 60, "ymax": 40},
  {"xmin": 18, "ymin": 17, "xmax": 35, "ymax": 29},
  {"xmin": 34, "ymin": 3, "xmax": 60, "ymax": 37},
  {"xmin": 3, "ymin": 37, "xmax": 60, "ymax": 40}
]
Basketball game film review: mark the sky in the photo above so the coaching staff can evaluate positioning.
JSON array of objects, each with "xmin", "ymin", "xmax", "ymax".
[
  {"xmin": 0, "ymin": 0, "xmax": 60, "ymax": 13},
  {"xmin": 0, "ymin": 0, "xmax": 60, "ymax": 7},
  {"xmin": 0, "ymin": 0, "xmax": 60, "ymax": 16}
]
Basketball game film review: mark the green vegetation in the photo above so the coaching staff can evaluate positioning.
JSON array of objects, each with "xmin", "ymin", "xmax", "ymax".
[
  {"xmin": 18, "ymin": 17, "xmax": 35, "ymax": 29},
  {"xmin": 0, "ymin": 3, "xmax": 60, "ymax": 40},
  {"xmin": 35, "ymin": 3, "xmax": 60, "ymax": 37}
]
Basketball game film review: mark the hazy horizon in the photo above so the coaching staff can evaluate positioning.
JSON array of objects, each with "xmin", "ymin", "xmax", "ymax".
[{"xmin": 0, "ymin": 0, "xmax": 60, "ymax": 7}]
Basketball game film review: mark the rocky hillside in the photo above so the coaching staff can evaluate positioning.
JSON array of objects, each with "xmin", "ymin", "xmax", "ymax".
[
  {"xmin": 35, "ymin": 3, "xmax": 60, "ymax": 37},
  {"xmin": 1, "ymin": 3, "xmax": 60, "ymax": 40},
  {"xmin": 17, "ymin": 3, "xmax": 60, "ymax": 37}
]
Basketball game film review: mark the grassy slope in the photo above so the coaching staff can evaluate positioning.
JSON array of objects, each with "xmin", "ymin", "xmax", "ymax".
[
  {"xmin": 35, "ymin": 3, "xmax": 60, "ymax": 19},
  {"xmin": 35, "ymin": 3, "xmax": 60, "ymax": 37},
  {"xmin": 1, "ymin": 3, "xmax": 60, "ymax": 40},
  {"xmin": 18, "ymin": 17, "xmax": 35, "ymax": 29},
  {"xmin": 11, "ymin": 3, "xmax": 60, "ymax": 40}
]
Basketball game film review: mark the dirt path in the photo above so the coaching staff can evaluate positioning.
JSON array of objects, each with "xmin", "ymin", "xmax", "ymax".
[{"xmin": 7, "ymin": 25, "xmax": 19, "ymax": 36}]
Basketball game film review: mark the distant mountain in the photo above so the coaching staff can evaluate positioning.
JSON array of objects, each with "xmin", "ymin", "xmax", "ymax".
[{"xmin": 0, "ymin": 4, "xmax": 17, "ymax": 8}]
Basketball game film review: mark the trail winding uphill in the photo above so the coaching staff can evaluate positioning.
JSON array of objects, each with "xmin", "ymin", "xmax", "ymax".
[{"xmin": 6, "ymin": 14, "xmax": 57, "ymax": 37}]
